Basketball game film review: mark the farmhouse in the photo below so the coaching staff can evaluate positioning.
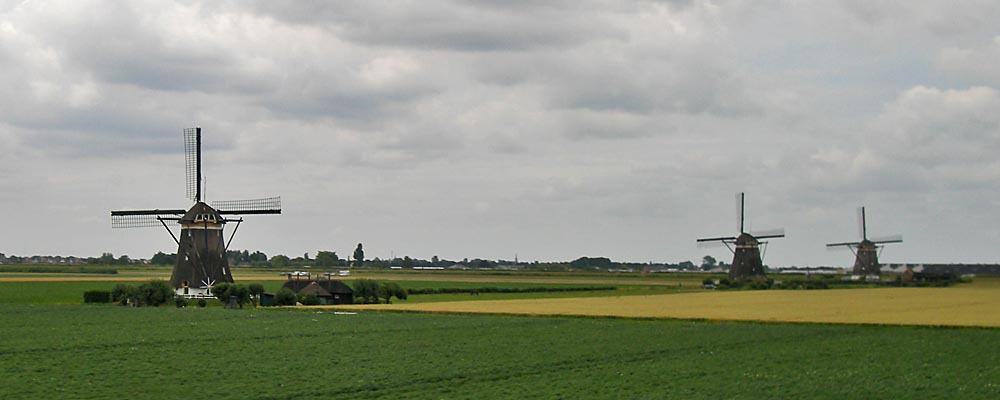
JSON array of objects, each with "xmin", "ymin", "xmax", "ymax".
[{"xmin": 279, "ymin": 275, "xmax": 354, "ymax": 305}]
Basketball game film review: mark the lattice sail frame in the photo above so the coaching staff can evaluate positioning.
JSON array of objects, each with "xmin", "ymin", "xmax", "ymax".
[
  {"xmin": 211, "ymin": 197, "xmax": 282, "ymax": 214},
  {"xmin": 184, "ymin": 127, "xmax": 200, "ymax": 202},
  {"xmin": 112, "ymin": 214, "xmax": 165, "ymax": 228},
  {"xmin": 111, "ymin": 209, "xmax": 185, "ymax": 228}
]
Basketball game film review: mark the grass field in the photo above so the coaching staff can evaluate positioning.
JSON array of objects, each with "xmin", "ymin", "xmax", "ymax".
[
  {"xmin": 1, "ymin": 304, "xmax": 998, "ymax": 399},
  {"xmin": 1, "ymin": 271, "xmax": 998, "ymax": 398}
]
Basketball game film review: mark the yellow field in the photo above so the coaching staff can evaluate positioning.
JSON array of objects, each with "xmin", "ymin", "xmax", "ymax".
[{"xmin": 331, "ymin": 286, "xmax": 1000, "ymax": 327}]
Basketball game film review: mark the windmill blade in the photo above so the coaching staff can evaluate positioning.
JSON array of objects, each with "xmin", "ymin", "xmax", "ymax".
[
  {"xmin": 110, "ymin": 209, "xmax": 186, "ymax": 228},
  {"xmin": 870, "ymin": 234, "xmax": 902, "ymax": 244},
  {"xmin": 826, "ymin": 241, "xmax": 860, "ymax": 248},
  {"xmin": 857, "ymin": 206, "xmax": 867, "ymax": 241},
  {"xmin": 735, "ymin": 192, "xmax": 745, "ymax": 233},
  {"xmin": 697, "ymin": 236, "xmax": 736, "ymax": 243},
  {"xmin": 751, "ymin": 228, "xmax": 785, "ymax": 239},
  {"xmin": 184, "ymin": 127, "xmax": 201, "ymax": 203},
  {"xmin": 697, "ymin": 239, "xmax": 733, "ymax": 249},
  {"xmin": 213, "ymin": 197, "xmax": 282, "ymax": 215}
]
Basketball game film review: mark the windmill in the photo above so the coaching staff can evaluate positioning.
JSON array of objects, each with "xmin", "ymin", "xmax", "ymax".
[
  {"xmin": 697, "ymin": 193, "xmax": 785, "ymax": 280},
  {"xmin": 826, "ymin": 207, "xmax": 902, "ymax": 277},
  {"xmin": 111, "ymin": 127, "xmax": 281, "ymax": 297}
]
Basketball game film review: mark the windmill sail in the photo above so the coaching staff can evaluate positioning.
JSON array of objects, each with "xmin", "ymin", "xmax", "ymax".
[
  {"xmin": 212, "ymin": 197, "xmax": 282, "ymax": 215},
  {"xmin": 697, "ymin": 192, "xmax": 783, "ymax": 280},
  {"xmin": 184, "ymin": 127, "xmax": 201, "ymax": 203},
  {"xmin": 826, "ymin": 206, "xmax": 901, "ymax": 276},
  {"xmin": 111, "ymin": 209, "xmax": 186, "ymax": 228},
  {"xmin": 109, "ymin": 127, "xmax": 281, "ymax": 298}
]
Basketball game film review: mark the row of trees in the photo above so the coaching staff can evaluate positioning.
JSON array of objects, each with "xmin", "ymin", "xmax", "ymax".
[
  {"xmin": 142, "ymin": 252, "xmax": 733, "ymax": 272},
  {"xmin": 210, "ymin": 282, "xmax": 265, "ymax": 308},
  {"xmin": 352, "ymin": 279, "xmax": 407, "ymax": 304},
  {"xmin": 11, "ymin": 247, "xmax": 733, "ymax": 273}
]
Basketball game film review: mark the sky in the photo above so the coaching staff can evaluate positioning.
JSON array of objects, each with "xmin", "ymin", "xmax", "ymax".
[{"xmin": 1, "ymin": 0, "xmax": 999, "ymax": 267}]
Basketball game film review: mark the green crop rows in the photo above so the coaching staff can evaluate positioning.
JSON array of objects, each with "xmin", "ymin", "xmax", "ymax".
[{"xmin": 1, "ymin": 303, "xmax": 998, "ymax": 399}]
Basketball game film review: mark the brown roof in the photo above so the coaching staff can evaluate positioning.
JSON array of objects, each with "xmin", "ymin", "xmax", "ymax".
[{"xmin": 281, "ymin": 279, "xmax": 353, "ymax": 295}]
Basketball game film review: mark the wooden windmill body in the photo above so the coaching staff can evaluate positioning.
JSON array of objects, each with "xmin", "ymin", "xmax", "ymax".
[
  {"xmin": 111, "ymin": 128, "xmax": 281, "ymax": 297},
  {"xmin": 827, "ymin": 207, "xmax": 901, "ymax": 278},
  {"xmin": 697, "ymin": 193, "xmax": 784, "ymax": 281}
]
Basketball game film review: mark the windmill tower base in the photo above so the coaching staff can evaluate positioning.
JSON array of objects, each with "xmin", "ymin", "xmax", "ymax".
[
  {"xmin": 729, "ymin": 233, "xmax": 766, "ymax": 280},
  {"xmin": 852, "ymin": 241, "xmax": 880, "ymax": 276}
]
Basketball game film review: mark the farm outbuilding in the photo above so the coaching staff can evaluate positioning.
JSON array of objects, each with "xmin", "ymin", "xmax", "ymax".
[{"xmin": 279, "ymin": 276, "xmax": 354, "ymax": 305}]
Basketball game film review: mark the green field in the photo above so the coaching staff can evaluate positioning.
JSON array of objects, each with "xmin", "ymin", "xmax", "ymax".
[
  {"xmin": 1, "ymin": 273, "xmax": 999, "ymax": 398},
  {"xmin": 0, "ymin": 304, "xmax": 998, "ymax": 399},
  {"xmin": 0, "ymin": 278, "xmax": 691, "ymax": 305}
]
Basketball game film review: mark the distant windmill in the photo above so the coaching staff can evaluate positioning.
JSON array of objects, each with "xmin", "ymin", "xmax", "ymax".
[
  {"xmin": 826, "ymin": 207, "xmax": 901, "ymax": 276},
  {"xmin": 111, "ymin": 127, "xmax": 281, "ymax": 297},
  {"xmin": 697, "ymin": 193, "xmax": 785, "ymax": 280}
]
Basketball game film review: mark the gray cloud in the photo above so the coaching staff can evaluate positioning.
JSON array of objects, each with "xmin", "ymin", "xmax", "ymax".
[{"xmin": 1, "ymin": 1, "xmax": 999, "ymax": 266}]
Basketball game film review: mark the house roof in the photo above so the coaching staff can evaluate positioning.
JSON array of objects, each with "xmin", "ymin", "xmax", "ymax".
[
  {"xmin": 281, "ymin": 279, "xmax": 354, "ymax": 295},
  {"xmin": 299, "ymin": 281, "xmax": 332, "ymax": 297}
]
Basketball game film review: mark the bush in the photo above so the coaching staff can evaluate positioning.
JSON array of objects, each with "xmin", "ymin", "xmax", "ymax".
[
  {"xmin": 113, "ymin": 280, "xmax": 175, "ymax": 307},
  {"xmin": 300, "ymin": 294, "xmax": 320, "ymax": 306},
  {"xmin": 137, "ymin": 280, "xmax": 175, "ymax": 306},
  {"xmin": 175, "ymin": 297, "xmax": 188, "ymax": 308},
  {"xmin": 111, "ymin": 284, "xmax": 132, "ymax": 305},
  {"xmin": 275, "ymin": 288, "xmax": 298, "ymax": 306},
  {"xmin": 83, "ymin": 290, "xmax": 111, "ymax": 303},
  {"xmin": 197, "ymin": 299, "xmax": 207, "ymax": 308},
  {"xmin": 211, "ymin": 282, "xmax": 233, "ymax": 303}
]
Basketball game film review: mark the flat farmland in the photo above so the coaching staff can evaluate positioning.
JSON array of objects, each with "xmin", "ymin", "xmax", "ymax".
[
  {"xmin": 1, "ymin": 273, "xmax": 999, "ymax": 398},
  {"xmin": 336, "ymin": 286, "xmax": 1000, "ymax": 327},
  {"xmin": 1, "ymin": 304, "xmax": 998, "ymax": 399}
]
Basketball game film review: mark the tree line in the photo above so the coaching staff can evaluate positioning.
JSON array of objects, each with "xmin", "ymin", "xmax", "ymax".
[{"xmin": 8, "ymin": 248, "xmax": 733, "ymax": 273}]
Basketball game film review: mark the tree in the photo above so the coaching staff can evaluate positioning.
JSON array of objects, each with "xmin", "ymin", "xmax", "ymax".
[
  {"xmin": 275, "ymin": 288, "xmax": 298, "ymax": 306},
  {"xmin": 270, "ymin": 254, "xmax": 291, "ymax": 268},
  {"xmin": 211, "ymin": 283, "xmax": 251, "ymax": 308},
  {"xmin": 150, "ymin": 252, "xmax": 176, "ymax": 265},
  {"xmin": 569, "ymin": 257, "xmax": 613, "ymax": 270},
  {"xmin": 701, "ymin": 255, "xmax": 718, "ymax": 271},
  {"xmin": 248, "ymin": 283, "xmax": 265, "ymax": 307},
  {"xmin": 211, "ymin": 282, "xmax": 233, "ymax": 304},
  {"xmin": 233, "ymin": 285, "xmax": 251, "ymax": 309},
  {"xmin": 353, "ymin": 279, "xmax": 380, "ymax": 304},
  {"xmin": 118, "ymin": 280, "xmax": 174, "ymax": 307},
  {"xmin": 353, "ymin": 243, "xmax": 365, "ymax": 267},
  {"xmin": 379, "ymin": 282, "xmax": 408, "ymax": 304},
  {"xmin": 111, "ymin": 283, "xmax": 132, "ymax": 305},
  {"xmin": 315, "ymin": 251, "xmax": 340, "ymax": 267}
]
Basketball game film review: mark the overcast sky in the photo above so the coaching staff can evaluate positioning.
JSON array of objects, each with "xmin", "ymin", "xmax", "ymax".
[{"xmin": 2, "ymin": 1, "xmax": 999, "ymax": 267}]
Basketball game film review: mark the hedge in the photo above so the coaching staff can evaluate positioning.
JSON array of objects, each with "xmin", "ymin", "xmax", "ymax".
[{"xmin": 83, "ymin": 290, "xmax": 112, "ymax": 303}]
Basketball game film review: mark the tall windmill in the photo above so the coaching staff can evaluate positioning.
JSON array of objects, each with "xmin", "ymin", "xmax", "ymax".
[
  {"xmin": 697, "ymin": 193, "xmax": 785, "ymax": 280},
  {"xmin": 826, "ymin": 207, "xmax": 902, "ymax": 277},
  {"xmin": 111, "ymin": 127, "xmax": 281, "ymax": 297}
]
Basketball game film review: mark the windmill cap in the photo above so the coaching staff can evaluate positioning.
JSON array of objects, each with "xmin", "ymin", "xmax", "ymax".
[{"xmin": 179, "ymin": 202, "xmax": 224, "ymax": 224}]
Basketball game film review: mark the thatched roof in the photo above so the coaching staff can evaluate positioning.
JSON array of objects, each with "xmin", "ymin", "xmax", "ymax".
[{"xmin": 281, "ymin": 279, "xmax": 353, "ymax": 295}]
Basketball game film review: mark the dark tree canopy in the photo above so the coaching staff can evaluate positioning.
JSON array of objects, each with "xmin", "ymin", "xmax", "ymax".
[{"xmin": 315, "ymin": 251, "xmax": 340, "ymax": 267}]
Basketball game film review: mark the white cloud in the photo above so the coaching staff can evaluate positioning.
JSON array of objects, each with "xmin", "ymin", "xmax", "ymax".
[{"xmin": 1, "ymin": 1, "xmax": 999, "ymax": 266}]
